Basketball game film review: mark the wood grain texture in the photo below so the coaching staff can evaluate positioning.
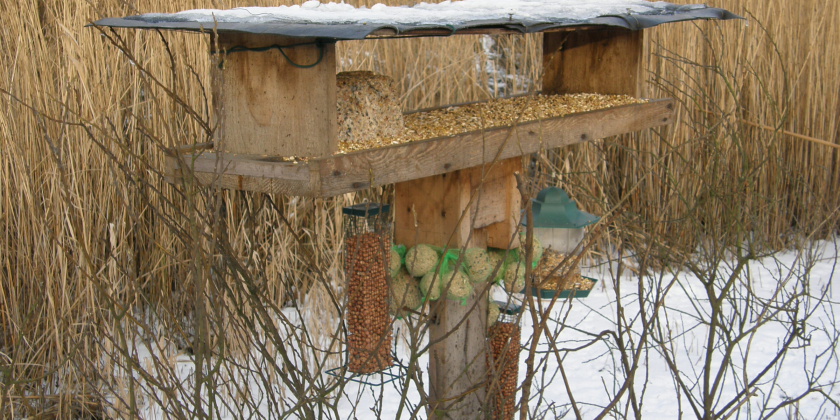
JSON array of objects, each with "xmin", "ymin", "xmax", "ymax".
[
  {"xmin": 216, "ymin": 33, "xmax": 337, "ymax": 157},
  {"xmin": 393, "ymin": 171, "xmax": 472, "ymax": 248},
  {"xmin": 477, "ymin": 159, "xmax": 522, "ymax": 249},
  {"xmin": 170, "ymin": 99, "xmax": 674, "ymax": 197},
  {"xmin": 543, "ymin": 28, "xmax": 645, "ymax": 97},
  {"xmin": 393, "ymin": 158, "xmax": 521, "ymax": 250},
  {"xmin": 427, "ymin": 291, "xmax": 488, "ymax": 420}
]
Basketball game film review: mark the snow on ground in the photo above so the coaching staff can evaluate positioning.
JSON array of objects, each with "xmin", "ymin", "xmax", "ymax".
[
  {"xmin": 134, "ymin": 237, "xmax": 840, "ymax": 419},
  {"xmin": 135, "ymin": 1, "xmax": 697, "ymax": 26}
]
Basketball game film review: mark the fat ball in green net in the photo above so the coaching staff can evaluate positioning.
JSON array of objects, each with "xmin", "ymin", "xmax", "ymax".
[
  {"xmin": 446, "ymin": 270, "xmax": 472, "ymax": 300},
  {"xmin": 390, "ymin": 268, "xmax": 421, "ymax": 316},
  {"xmin": 420, "ymin": 270, "xmax": 442, "ymax": 301},
  {"xmin": 389, "ymin": 247, "xmax": 402, "ymax": 279},
  {"xmin": 405, "ymin": 244, "xmax": 439, "ymax": 277},
  {"xmin": 519, "ymin": 233, "xmax": 544, "ymax": 266},
  {"xmin": 487, "ymin": 300, "xmax": 500, "ymax": 329},
  {"xmin": 464, "ymin": 248, "xmax": 493, "ymax": 284},
  {"xmin": 487, "ymin": 249, "xmax": 506, "ymax": 283},
  {"xmin": 504, "ymin": 261, "xmax": 526, "ymax": 293}
]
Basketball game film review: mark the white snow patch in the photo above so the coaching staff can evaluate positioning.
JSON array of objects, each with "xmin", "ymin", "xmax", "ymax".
[{"xmin": 139, "ymin": 0, "xmax": 683, "ymax": 26}]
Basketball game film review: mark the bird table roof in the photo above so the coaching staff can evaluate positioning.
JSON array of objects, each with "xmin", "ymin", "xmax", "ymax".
[{"xmin": 91, "ymin": 0, "xmax": 740, "ymax": 40}]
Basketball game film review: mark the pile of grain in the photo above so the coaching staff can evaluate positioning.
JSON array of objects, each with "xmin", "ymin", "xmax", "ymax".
[
  {"xmin": 336, "ymin": 71, "xmax": 404, "ymax": 145},
  {"xmin": 345, "ymin": 231, "xmax": 392, "ymax": 374},
  {"xmin": 534, "ymin": 249, "xmax": 594, "ymax": 292},
  {"xmin": 486, "ymin": 321, "xmax": 521, "ymax": 420},
  {"xmin": 337, "ymin": 93, "xmax": 647, "ymax": 154}
]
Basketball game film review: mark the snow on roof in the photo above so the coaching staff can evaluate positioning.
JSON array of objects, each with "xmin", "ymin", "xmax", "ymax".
[
  {"xmin": 92, "ymin": 0, "xmax": 740, "ymax": 40},
  {"xmin": 128, "ymin": 1, "xmax": 699, "ymax": 26}
]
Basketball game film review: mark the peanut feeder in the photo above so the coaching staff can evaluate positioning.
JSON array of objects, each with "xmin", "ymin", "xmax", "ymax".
[{"xmin": 343, "ymin": 203, "xmax": 393, "ymax": 374}]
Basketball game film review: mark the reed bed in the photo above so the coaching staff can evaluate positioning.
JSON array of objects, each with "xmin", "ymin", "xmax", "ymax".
[{"xmin": 0, "ymin": 0, "xmax": 837, "ymax": 418}]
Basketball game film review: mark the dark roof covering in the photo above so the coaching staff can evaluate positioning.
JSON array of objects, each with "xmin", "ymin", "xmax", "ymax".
[{"xmin": 91, "ymin": 4, "xmax": 741, "ymax": 40}]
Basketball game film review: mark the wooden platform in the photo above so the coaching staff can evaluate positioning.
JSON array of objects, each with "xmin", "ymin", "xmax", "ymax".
[{"xmin": 168, "ymin": 98, "xmax": 674, "ymax": 198}]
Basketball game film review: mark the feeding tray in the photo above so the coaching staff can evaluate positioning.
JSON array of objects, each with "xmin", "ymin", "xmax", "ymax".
[
  {"xmin": 168, "ymin": 97, "xmax": 675, "ymax": 198},
  {"xmin": 531, "ymin": 276, "xmax": 598, "ymax": 300}
]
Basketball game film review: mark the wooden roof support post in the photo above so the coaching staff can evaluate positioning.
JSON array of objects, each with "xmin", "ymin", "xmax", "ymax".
[
  {"xmin": 394, "ymin": 157, "xmax": 522, "ymax": 420},
  {"xmin": 543, "ymin": 28, "xmax": 645, "ymax": 97},
  {"xmin": 213, "ymin": 33, "xmax": 338, "ymax": 157}
]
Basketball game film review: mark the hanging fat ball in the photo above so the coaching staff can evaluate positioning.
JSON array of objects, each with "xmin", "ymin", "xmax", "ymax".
[
  {"xmin": 503, "ymin": 261, "xmax": 526, "ymax": 293},
  {"xmin": 465, "ymin": 248, "xmax": 493, "ymax": 284},
  {"xmin": 420, "ymin": 270, "xmax": 442, "ymax": 301},
  {"xmin": 446, "ymin": 270, "xmax": 472, "ymax": 300},
  {"xmin": 487, "ymin": 249, "xmax": 507, "ymax": 283},
  {"xmin": 389, "ymin": 268, "xmax": 422, "ymax": 316},
  {"xmin": 518, "ymin": 233, "xmax": 544, "ymax": 266},
  {"xmin": 487, "ymin": 300, "xmax": 500, "ymax": 330},
  {"xmin": 389, "ymin": 246, "xmax": 402, "ymax": 279},
  {"xmin": 405, "ymin": 244, "xmax": 439, "ymax": 277}
]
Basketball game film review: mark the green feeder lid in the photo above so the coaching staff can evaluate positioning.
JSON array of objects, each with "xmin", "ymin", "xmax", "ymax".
[
  {"xmin": 342, "ymin": 203, "xmax": 390, "ymax": 218},
  {"xmin": 492, "ymin": 300, "xmax": 522, "ymax": 315},
  {"xmin": 522, "ymin": 187, "xmax": 599, "ymax": 229}
]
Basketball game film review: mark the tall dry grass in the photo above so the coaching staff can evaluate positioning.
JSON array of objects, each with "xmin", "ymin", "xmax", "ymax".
[{"xmin": 0, "ymin": 0, "xmax": 837, "ymax": 417}]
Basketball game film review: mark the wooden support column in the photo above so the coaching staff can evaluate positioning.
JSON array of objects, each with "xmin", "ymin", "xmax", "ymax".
[
  {"xmin": 394, "ymin": 158, "xmax": 521, "ymax": 420},
  {"xmin": 214, "ymin": 33, "xmax": 337, "ymax": 157},
  {"xmin": 543, "ymin": 28, "xmax": 645, "ymax": 97}
]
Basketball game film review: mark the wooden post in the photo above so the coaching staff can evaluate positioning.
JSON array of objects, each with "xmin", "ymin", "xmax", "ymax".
[
  {"xmin": 543, "ymin": 28, "xmax": 645, "ymax": 97},
  {"xmin": 214, "ymin": 33, "xmax": 337, "ymax": 157},
  {"xmin": 394, "ymin": 158, "xmax": 521, "ymax": 420}
]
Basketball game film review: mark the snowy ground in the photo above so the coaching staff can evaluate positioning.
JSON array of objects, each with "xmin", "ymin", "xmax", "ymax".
[{"xmin": 134, "ymin": 237, "xmax": 840, "ymax": 419}]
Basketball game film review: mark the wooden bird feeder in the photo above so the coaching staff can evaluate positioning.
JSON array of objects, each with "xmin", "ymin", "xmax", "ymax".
[{"xmin": 93, "ymin": 3, "xmax": 739, "ymax": 418}]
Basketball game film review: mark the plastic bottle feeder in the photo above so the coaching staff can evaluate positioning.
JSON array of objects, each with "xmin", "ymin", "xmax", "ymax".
[{"xmin": 523, "ymin": 187, "xmax": 599, "ymax": 300}]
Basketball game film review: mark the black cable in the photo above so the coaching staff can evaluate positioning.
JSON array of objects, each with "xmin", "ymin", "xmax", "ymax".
[{"xmin": 213, "ymin": 39, "xmax": 336, "ymax": 69}]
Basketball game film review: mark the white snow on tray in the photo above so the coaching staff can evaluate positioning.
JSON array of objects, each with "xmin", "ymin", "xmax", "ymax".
[{"xmin": 139, "ymin": 0, "xmax": 702, "ymax": 26}]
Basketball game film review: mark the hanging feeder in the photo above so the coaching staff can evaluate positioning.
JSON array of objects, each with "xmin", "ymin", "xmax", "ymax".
[
  {"xmin": 522, "ymin": 187, "xmax": 599, "ymax": 300},
  {"xmin": 486, "ymin": 301, "xmax": 522, "ymax": 420},
  {"xmin": 343, "ymin": 203, "xmax": 393, "ymax": 374}
]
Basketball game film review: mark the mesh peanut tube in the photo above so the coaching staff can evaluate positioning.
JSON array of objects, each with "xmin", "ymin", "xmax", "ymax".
[
  {"xmin": 486, "ymin": 322, "xmax": 521, "ymax": 420},
  {"xmin": 345, "ymin": 231, "xmax": 393, "ymax": 374}
]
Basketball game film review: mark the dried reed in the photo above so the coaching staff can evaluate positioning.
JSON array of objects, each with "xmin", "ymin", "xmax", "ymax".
[{"xmin": 0, "ymin": 0, "xmax": 837, "ymax": 417}]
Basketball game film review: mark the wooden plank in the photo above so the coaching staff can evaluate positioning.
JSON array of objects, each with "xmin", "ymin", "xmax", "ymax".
[
  {"xmin": 463, "ymin": 158, "xmax": 522, "ymax": 249},
  {"xmin": 394, "ymin": 161, "xmax": 521, "ymax": 419},
  {"xmin": 393, "ymin": 158, "xmax": 521, "ymax": 249},
  {"xmin": 543, "ymin": 28, "xmax": 645, "ymax": 97},
  {"xmin": 167, "ymin": 153, "xmax": 312, "ymax": 196},
  {"xmin": 173, "ymin": 99, "xmax": 674, "ymax": 197},
  {"xmin": 479, "ymin": 159, "xmax": 523, "ymax": 249},
  {"xmin": 393, "ymin": 172, "xmax": 472, "ymax": 248},
  {"xmin": 215, "ymin": 33, "xmax": 337, "ymax": 157},
  {"xmin": 427, "ymin": 291, "xmax": 488, "ymax": 420},
  {"xmin": 317, "ymin": 99, "xmax": 672, "ymax": 196}
]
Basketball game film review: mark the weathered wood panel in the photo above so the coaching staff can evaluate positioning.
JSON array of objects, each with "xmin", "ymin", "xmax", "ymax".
[
  {"xmin": 543, "ymin": 28, "xmax": 645, "ymax": 97},
  {"xmin": 216, "ymin": 33, "xmax": 337, "ymax": 157}
]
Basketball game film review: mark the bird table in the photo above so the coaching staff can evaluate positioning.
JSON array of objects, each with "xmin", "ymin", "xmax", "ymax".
[{"xmin": 93, "ymin": 3, "xmax": 737, "ymax": 418}]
